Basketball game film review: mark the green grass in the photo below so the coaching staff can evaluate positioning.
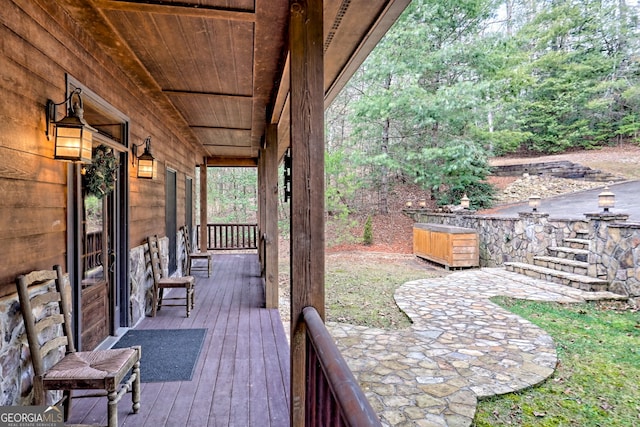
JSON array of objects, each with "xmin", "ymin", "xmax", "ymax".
[
  {"xmin": 473, "ymin": 298, "xmax": 640, "ymax": 427},
  {"xmin": 324, "ymin": 254, "xmax": 445, "ymax": 329}
]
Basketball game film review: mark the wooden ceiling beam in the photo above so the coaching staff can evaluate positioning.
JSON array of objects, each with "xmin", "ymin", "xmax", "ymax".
[
  {"xmin": 94, "ymin": 0, "xmax": 256, "ymax": 22},
  {"xmin": 271, "ymin": 53, "xmax": 290, "ymax": 125},
  {"xmin": 163, "ymin": 90, "xmax": 253, "ymax": 101},
  {"xmin": 206, "ymin": 156, "xmax": 258, "ymax": 167},
  {"xmin": 191, "ymin": 126, "xmax": 251, "ymax": 131}
]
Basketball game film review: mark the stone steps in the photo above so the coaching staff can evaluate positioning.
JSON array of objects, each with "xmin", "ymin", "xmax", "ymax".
[
  {"xmin": 563, "ymin": 238, "xmax": 590, "ymax": 250},
  {"xmin": 533, "ymin": 255, "xmax": 589, "ymax": 276},
  {"xmin": 504, "ymin": 262, "xmax": 609, "ymax": 292},
  {"xmin": 504, "ymin": 226, "xmax": 612, "ymax": 292},
  {"xmin": 547, "ymin": 246, "xmax": 589, "ymax": 262}
]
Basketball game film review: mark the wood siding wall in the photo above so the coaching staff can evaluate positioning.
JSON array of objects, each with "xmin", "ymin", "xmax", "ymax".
[{"xmin": 0, "ymin": 0, "xmax": 204, "ymax": 296}]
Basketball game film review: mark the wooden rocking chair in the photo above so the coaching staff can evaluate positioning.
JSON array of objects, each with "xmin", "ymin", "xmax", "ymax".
[
  {"xmin": 147, "ymin": 235, "xmax": 195, "ymax": 317},
  {"xmin": 180, "ymin": 226, "xmax": 212, "ymax": 277},
  {"xmin": 15, "ymin": 265, "xmax": 141, "ymax": 427}
]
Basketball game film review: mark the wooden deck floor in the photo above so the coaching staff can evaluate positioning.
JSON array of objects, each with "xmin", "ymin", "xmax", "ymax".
[{"xmin": 68, "ymin": 253, "xmax": 291, "ymax": 427}]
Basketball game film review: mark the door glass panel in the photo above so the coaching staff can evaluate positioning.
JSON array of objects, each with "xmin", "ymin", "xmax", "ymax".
[
  {"xmin": 80, "ymin": 177, "xmax": 110, "ymax": 350},
  {"xmin": 83, "ymin": 194, "xmax": 105, "ymax": 284}
]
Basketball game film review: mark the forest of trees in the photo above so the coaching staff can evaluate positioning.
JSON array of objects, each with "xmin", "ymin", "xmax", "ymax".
[
  {"xmin": 326, "ymin": 0, "xmax": 640, "ymax": 212},
  {"xmin": 197, "ymin": 167, "xmax": 258, "ymax": 223},
  {"xmin": 206, "ymin": 0, "xmax": 639, "ymax": 223}
]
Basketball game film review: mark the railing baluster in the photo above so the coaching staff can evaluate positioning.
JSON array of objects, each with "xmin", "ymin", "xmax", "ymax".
[
  {"xmin": 232, "ymin": 224, "xmax": 236, "ymax": 248},
  {"xmin": 202, "ymin": 223, "xmax": 258, "ymax": 251},
  {"xmin": 303, "ymin": 306, "xmax": 381, "ymax": 427}
]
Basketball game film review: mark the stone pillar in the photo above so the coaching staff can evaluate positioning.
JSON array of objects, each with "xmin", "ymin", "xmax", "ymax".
[
  {"xmin": 517, "ymin": 212, "xmax": 550, "ymax": 263},
  {"xmin": 604, "ymin": 222, "xmax": 640, "ymax": 299},
  {"xmin": 585, "ymin": 213, "xmax": 629, "ymax": 280}
]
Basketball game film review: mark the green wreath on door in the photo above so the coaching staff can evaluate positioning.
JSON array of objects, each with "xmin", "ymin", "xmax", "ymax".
[{"xmin": 83, "ymin": 145, "xmax": 119, "ymax": 199}]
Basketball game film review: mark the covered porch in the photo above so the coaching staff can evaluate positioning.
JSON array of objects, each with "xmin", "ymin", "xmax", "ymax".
[
  {"xmin": 1, "ymin": 0, "xmax": 410, "ymax": 425},
  {"xmin": 68, "ymin": 253, "xmax": 291, "ymax": 426}
]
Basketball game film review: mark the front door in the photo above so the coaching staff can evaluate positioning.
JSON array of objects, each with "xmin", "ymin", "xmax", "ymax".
[
  {"xmin": 66, "ymin": 78, "xmax": 130, "ymax": 351},
  {"xmin": 80, "ymin": 189, "xmax": 111, "ymax": 350}
]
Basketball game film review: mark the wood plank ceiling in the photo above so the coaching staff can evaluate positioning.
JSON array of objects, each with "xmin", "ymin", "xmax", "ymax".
[{"xmin": 59, "ymin": 0, "xmax": 410, "ymax": 166}]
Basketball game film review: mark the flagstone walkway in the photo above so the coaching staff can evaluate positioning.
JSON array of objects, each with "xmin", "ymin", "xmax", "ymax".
[{"xmin": 329, "ymin": 268, "xmax": 626, "ymax": 427}]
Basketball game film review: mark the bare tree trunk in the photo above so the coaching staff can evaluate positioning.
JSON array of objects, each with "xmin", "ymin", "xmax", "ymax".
[
  {"xmin": 379, "ymin": 73, "xmax": 391, "ymax": 215},
  {"xmin": 380, "ymin": 116, "xmax": 389, "ymax": 214},
  {"xmin": 506, "ymin": 0, "xmax": 513, "ymax": 36},
  {"xmin": 487, "ymin": 107, "xmax": 494, "ymax": 152}
]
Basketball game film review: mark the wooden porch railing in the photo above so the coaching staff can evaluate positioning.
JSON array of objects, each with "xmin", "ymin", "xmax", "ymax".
[
  {"xmin": 302, "ymin": 306, "xmax": 382, "ymax": 427},
  {"xmin": 196, "ymin": 223, "xmax": 258, "ymax": 251}
]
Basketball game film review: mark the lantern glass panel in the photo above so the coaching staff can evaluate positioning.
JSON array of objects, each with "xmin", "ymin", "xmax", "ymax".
[
  {"xmin": 54, "ymin": 126, "xmax": 92, "ymax": 163},
  {"xmin": 137, "ymin": 157, "xmax": 155, "ymax": 179}
]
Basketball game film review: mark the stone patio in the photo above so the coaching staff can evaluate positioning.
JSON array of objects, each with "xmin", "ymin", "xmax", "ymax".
[{"xmin": 329, "ymin": 267, "xmax": 626, "ymax": 427}]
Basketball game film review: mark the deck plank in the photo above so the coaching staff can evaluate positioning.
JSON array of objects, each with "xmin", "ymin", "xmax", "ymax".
[
  {"xmin": 67, "ymin": 253, "xmax": 290, "ymax": 427},
  {"xmin": 263, "ymin": 309, "xmax": 291, "ymax": 426},
  {"xmin": 249, "ymin": 300, "xmax": 268, "ymax": 426},
  {"xmin": 229, "ymin": 262, "xmax": 252, "ymax": 426}
]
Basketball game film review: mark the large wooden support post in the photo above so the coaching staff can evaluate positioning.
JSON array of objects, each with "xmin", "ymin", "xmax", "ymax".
[
  {"xmin": 265, "ymin": 124, "xmax": 279, "ymax": 309},
  {"xmin": 199, "ymin": 159, "xmax": 208, "ymax": 252},
  {"xmin": 290, "ymin": 0, "xmax": 324, "ymax": 425},
  {"xmin": 258, "ymin": 146, "xmax": 266, "ymax": 271}
]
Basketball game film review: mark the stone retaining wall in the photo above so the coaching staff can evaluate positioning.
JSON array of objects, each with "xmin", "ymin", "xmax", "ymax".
[
  {"xmin": 405, "ymin": 211, "xmax": 589, "ymax": 266},
  {"xmin": 405, "ymin": 210, "xmax": 640, "ymax": 299},
  {"xmin": 491, "ymin": 160, "xmax": 621, "ymax": 181},
  {"xmin": 586, "ymin": 216, "xmax": 640, "ymax": 298}
]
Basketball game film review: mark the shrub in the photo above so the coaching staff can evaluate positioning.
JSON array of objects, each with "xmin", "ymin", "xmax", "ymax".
[{"xmin": 363, "ymin": 215, "xmax": 373, "ymax": 245}]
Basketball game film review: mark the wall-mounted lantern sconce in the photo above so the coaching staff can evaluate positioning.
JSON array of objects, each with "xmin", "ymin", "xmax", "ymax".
[
  {"xmin": 418, "ymin": 199, "xmax": 427, "ymax": 209},
  {"xmin": 131, "ymin": 136, "xmax": 156, "ymax": 179},
  {"xmin": 529, "ymin": 195, "xmax": 541, "ymax": 212},
  {"xmin": 598, "ymin": 187, "xmax": 615, "ymax": 212},
  {"xmin": 405, "ymin": 201, "xmax": 413, "ymax": 209},
  {"xmin": 46, "ymin": 88, "xmax": 96, "ymax": 163},
  {"xmin": 460, "ymin": 194, "xmax": 470, "ymax": 209}
]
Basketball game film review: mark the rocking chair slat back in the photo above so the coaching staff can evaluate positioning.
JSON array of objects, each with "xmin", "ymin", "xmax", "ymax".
[
  {"xmin": 180, "ymin": 225, "xmax": 212, "ymax": 277},
  {"xmin": 15, "ymin": 265, "xmax": 141, "ymax": 427},
  {"xmin": 16, "ymin": 266, "xmax": 74, "ymax": 376},
  {"xmin": 147, "ymin": 235, "xmax": 195, "ymax": 317}
]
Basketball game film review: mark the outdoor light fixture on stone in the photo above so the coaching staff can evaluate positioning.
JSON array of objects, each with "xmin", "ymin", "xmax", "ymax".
[
  {"xmin": 529, "ymin": 195, "xmax": 541, "ymax": 212},
  {"xmin": 45, "ymin": 87, "xmax": 97, "ymax": 163},
  {"xmin": 460, "ymin": 194, "xmax": 470, "ymax": 209},
  {"xmin": 598, "ymin": 186, "xmax": 615, "ymax": 212}
]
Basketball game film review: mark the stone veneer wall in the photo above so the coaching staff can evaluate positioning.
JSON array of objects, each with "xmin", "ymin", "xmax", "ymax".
[
  {"xmin": 405, "ymin": 210, "xmax": 640, "ymax": 299},
  {"xmin": 406, "ymin": 211, "xmax": 589, "ymax": 267},
  {"xmin": 0, "ymin": 277, "xmax": 67, "ymax": 406},
  {"xmin": 586, "ymin": 217, "xmax": 640, "ymax": 298},
  {"xmin": 129, "ymin": 234, "xmax": 188, "ymax": 325},
  {"xmin": 0, "ymin": 234, "xmax": 186, "ymax": 406}
]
